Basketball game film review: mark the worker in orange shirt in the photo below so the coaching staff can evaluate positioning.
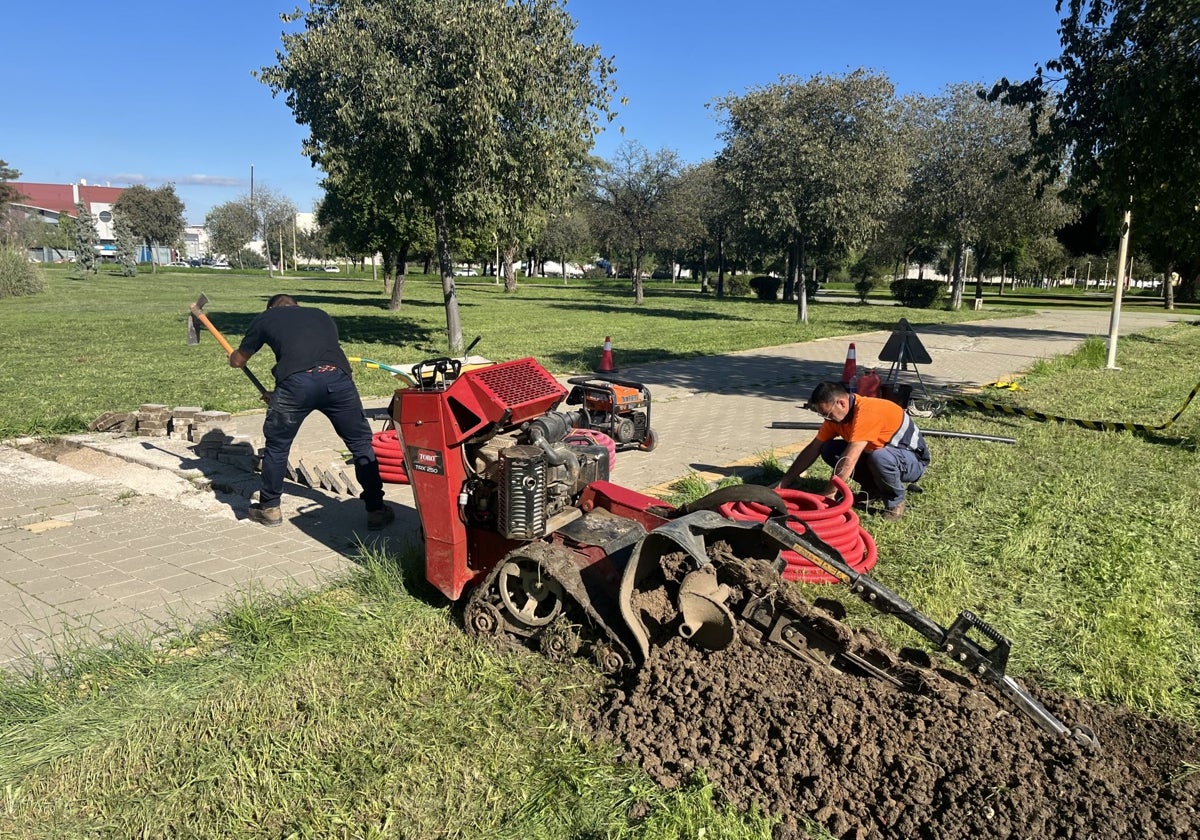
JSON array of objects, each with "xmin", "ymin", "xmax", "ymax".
[{"xmin": 777, "ymin": 381, "xmax": 930, "ymax": 520}]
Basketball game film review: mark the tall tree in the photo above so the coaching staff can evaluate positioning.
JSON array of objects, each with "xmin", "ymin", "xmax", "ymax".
[
  {"xmin": 112, "ymin": 212, "xmax": 139, "ymax": 276},
  {"xmin": 261, "ymin": 0, "xmax": 617, "ymax": 353},
  {"xmin": 72, "ymin": 202, "xmax": 98, "ymax": 274},
  {"xmin": 252, "ymin": 186, "xmax": 297, "ymax": 273},
  {"xmin": 991, "ymin": 0, "xmax": 1200, "ymax": 301},
  {"xmin": 205, "ymin": 200, "xmax": 257, "ymax": 268},
  {"xmin": 590, "ymin": 142, "xmax": 682, "ymax": 304},
  {"xmin": 715, "ymin": 70, "xmax": 908, "ymax": 322},
  {"xmin": 318, "ymin": 169, "xmax": 434, "ymax": 309},
  {"xmin": 905, "ymin": 84, "xmax": 1071, "ymax": 309},
  {"xmin": 112, "ymin": 184, "xmax": 185, "ymax": 274}
]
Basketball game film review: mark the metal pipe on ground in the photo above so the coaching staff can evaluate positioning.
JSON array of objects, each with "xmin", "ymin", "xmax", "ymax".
[{"xmin": 770, "ymin": 421, "xmax": 1017, "ymax": 444}]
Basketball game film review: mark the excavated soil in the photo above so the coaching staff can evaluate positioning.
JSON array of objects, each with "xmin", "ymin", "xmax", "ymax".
[{"xmin": 583, "ymin": 549, "xmax": 1200, "ymax": 839}]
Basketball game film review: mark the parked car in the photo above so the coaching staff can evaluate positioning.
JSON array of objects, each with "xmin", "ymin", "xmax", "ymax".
[
  {"xmin": 210, "ymin": 262, "xmax": 231, "ymax": 270},
  {"xmin": 453, "ymin": 267, "xmax": 478, "ymax": 276},
  {"xmin": 168, "ymin": 261, "xmax": 190, "ymax": 268},
  {"xmin": 323, "ymin": 265, "xmax": 340, "ymax": 273}
]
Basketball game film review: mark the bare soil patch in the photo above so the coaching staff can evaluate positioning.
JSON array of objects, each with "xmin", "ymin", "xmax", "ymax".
[{"xmin": 588, "ymin": 621, "xmax": 1198, "ymax": 839}]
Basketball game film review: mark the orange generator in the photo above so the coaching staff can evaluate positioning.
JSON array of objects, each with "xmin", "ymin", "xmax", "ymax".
[{"xmin": 565, "ymin": 375, "xmax": 658, "ymax": 451}]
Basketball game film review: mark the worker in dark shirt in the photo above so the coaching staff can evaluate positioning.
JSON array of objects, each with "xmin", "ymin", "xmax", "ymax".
[{"xmin": 229, "ymin": 294, "xmax": 392, "ymax": 529}]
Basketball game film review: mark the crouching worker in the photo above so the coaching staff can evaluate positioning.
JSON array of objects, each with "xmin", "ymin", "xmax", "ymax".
[{"xmin": 776, "ymin": 381, "xmax": 930, "ymax": 520}]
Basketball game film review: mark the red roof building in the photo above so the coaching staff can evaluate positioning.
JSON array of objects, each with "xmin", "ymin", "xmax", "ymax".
[{"xmin": 9, "ymin": 181, "xmax": 127, "ymax": 257}]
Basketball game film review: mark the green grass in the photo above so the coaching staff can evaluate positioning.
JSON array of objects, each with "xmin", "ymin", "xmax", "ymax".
[
  {"xmin": 0, "ymin": 553, "xmax": 776, "ymax": 838},
  {"xmin": 0, "ymin": 265, "xmax": 1016, "ymax": 437},
  {"xmin": 2, "ymin": 270, "xmax": 1200, "ymax": 835}
]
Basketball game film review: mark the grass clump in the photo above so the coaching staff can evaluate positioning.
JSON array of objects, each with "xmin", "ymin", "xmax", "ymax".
[{"xmin": 0, "ymin": 247, "xmax": 44, "ymax": 299}]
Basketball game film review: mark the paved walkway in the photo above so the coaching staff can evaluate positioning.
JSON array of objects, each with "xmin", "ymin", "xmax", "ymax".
[{"xmin": 0, "ymin": 307, "xmax": 1189, "ymax": 668}]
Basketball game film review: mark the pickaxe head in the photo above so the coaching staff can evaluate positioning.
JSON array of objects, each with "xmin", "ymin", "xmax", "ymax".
[{"xmin": 186, "ymin": 293, "xmax": 209, "ymax": 345}]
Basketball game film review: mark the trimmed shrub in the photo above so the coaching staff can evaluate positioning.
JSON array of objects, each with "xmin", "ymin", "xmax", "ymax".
[
  {"xmin": 0, "ymin": 248, "xmax": 46, "ymax": 298},
  {"xmin": 582, "ymin": 266, "xmax": 608, "ymax": 279},
  {"xmin": 748, "ymin": 275, "xmax": 781, "ymax": 300},
  {"xmin": 724, "ymin": 275, "xmax": 752, "ymax": 297},
  {"xmin": 889, "ymin": 277, "xmax": 945, "ymax": 308}
]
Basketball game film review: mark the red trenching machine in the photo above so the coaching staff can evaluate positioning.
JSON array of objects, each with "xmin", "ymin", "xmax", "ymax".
[{"xmin": 388, "ymin": 355, "xmax": 1098, "ymax": 749}]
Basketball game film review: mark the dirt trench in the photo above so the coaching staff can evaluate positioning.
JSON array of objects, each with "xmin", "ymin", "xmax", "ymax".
[{"xmin": 584, "ymin": 631, "xmax": 1199, "ymax": 839}]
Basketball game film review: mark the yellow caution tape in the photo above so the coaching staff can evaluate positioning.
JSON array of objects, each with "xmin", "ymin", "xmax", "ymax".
[{"xmin": 951, "ymin": 380, "xmax": 1200, "ymax": 432}]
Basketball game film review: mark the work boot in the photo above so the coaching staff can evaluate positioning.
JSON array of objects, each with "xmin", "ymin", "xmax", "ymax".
[
  {"xmin": 852, "ymin": 491, "xmax": 873, "ymax": 510},
  {"xmin": 248, "ymin": 503, "xmax": 283, "ymax": 527},
  {"xmin": 880, "ymin": 501, "xmax": 906, "ymax": 521},
  {"xmin": 367, "ymin": 506, "xmax": 395, "ymax": 531}
]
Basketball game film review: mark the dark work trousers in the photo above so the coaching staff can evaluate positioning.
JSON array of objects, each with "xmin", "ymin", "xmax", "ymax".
[
  {"xmin": 820, "ymin": 439, "xmax": 927, "ymax": 511},
  {"xmin": 259, "ymin": 368, "xmax": 384, "ymax": 511}
]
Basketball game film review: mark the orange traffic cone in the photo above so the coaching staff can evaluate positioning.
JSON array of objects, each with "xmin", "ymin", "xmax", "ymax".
[
  {"xmin": 597, "ymin": 335, "xmax": 617, "ymax": 373},
  {"xmin": 841, "ymin": 343, "xmax": 857, "ymax": 385}
]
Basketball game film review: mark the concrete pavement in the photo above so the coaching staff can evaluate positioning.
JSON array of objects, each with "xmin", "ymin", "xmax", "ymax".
[{"xmin": 0, "ymin": 307, "xmax": 1190, "ymax": 669}]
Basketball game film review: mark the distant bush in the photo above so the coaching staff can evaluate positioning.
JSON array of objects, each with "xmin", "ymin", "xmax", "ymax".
[
  {"xmin": 0, "ymin": 248, "xmax": 45, "ymax": 298},
  {"xmin": 854, "ymin": 278, "xmax": 878, "ymax": 303},
  {"xmin": 582, "ymin": 267, "xmax": 608, "ymax": 279},
  {"xmin": 724, "ymin": 275, "xmax": 752, "ymax": 297},
  {"xmin": 233, "ymin": 248, "xmax": 269, "ymax": 270},
  {"xmin": 748, "ymin": 275, "xmax": 781, "ymax": 300},
  {"xmin": 889, "ymin": 277, "xmax": 944, "ymax": 308}
]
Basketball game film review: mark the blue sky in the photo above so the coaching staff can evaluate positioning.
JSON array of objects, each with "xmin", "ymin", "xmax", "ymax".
[{"xmin": 4, "ymin": 1, "xmax": 1064, "ymax": 225}]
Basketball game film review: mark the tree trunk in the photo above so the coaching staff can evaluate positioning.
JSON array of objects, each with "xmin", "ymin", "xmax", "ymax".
[
  {"xmin": 716, "ymin": 235, "xmax": 726, "ymax": 298},
  {"xmin": 634, "ymin": 247, "xmax": 645, "ymax": 304},
  {"xmin": 382, "ymin": 250, "xmax": 394, "ymax": 296},
  {"xmin": 388, "ymin": 244, "xmax": 409, "ymax": 311},
  {"xmin": 434, "ymin": 206, "xmax": 464, "ymax": 353},
  {"xmin": 1164, "ymin": 263, "xmax": 1175, "ymax": 310},
  {"xmin": 949, "ymin": 242, "xmax": 965, "ymax": 310},
  {"xmin": 783, "ymin": 244, "xmax": 796, "ymax": 302},
  {"xmin": 796, "ymin": 235, "xmax": 809, "ymax": 324},
  {"xmin": 503, "ymin": 246, "xmax": 518, "ymax": 292}
]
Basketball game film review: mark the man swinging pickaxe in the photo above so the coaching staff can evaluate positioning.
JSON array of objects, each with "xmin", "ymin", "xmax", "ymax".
[{"xmin": 186, "ymin": 293, "xmax": 270, "ymax": 401}]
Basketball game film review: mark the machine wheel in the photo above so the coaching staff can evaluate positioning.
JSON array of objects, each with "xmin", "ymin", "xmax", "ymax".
[
  {"xmin": 497, "ymin": 557, "xmax": 565, "ymax": 629},
  {"xmin": 539, "ymin": 619, "xmax": 581, "ymax": 661},
  {"xmin": 637, "ymin": 428, "xmax": 660, "ymax": 452},
  {"xmin": 464, "ymin": 600, "xmax": 503, "ymax": 637},
  {"xmin": 590, "ymin": 643, "xmax": 627, "ymax": 675}
]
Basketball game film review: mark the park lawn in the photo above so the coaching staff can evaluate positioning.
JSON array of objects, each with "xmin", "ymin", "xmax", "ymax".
[
  {"xmin": 0, "ymin": 268, "xmax": 1198, "ymax": 837},
  {"xmin": 0, "ymin": 265, "xmax": 1015, "ymax": 437}
]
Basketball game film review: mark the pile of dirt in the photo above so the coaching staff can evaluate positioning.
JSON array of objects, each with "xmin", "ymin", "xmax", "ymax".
[{"xmin": 590, "ymin": 628, "xmax": 1199, "ymax": 838}]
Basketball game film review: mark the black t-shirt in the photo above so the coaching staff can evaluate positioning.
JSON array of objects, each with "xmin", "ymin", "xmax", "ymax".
[{"xmin": 237, "ymin": 305, "xmax": 352, "ymax": 384}]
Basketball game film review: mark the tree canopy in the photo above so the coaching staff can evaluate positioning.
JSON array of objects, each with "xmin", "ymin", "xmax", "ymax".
[
  {"xmin": 112, "ymin": 184, "xmax": 185, "ymax": 273},
  {"xmin": 715, "ymin": 70, "xmax": 908, "ymax": 321},
  {"xmin": 260, "ymin": 0, "xmax": 617, "ymax": 352},
  {"xmin": 990, "ymin": 0, "xmax": 1200, "ymax": 297}
]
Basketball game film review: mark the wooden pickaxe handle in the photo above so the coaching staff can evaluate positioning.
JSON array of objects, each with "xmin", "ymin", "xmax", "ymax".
[{"xmin": 189, "ymin": 305, "xmax": 269, "ymax": 397}]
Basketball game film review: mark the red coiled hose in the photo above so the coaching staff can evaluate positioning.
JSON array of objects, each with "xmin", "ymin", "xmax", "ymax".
[
  {"xmin": 371, "ymin": 429, "xmax": 410, "ymax": 484},
  {"xmin": 717, "ymin": 477, "xmax": 877, "ymax": 584}
]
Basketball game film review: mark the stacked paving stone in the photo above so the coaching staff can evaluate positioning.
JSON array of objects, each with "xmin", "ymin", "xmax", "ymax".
[
  {"xmin": 135, "ymin": 404, "xmax": 172, "ymax": 437},
  {"xmin": 86, "ymin": 406, "xmax": 364, "ymax": 499}
]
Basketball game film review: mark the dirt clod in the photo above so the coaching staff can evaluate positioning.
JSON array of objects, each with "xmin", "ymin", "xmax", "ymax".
[{"xmin": 586, "ymin": 546, "xmax": 1200, "ymax": 838}]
